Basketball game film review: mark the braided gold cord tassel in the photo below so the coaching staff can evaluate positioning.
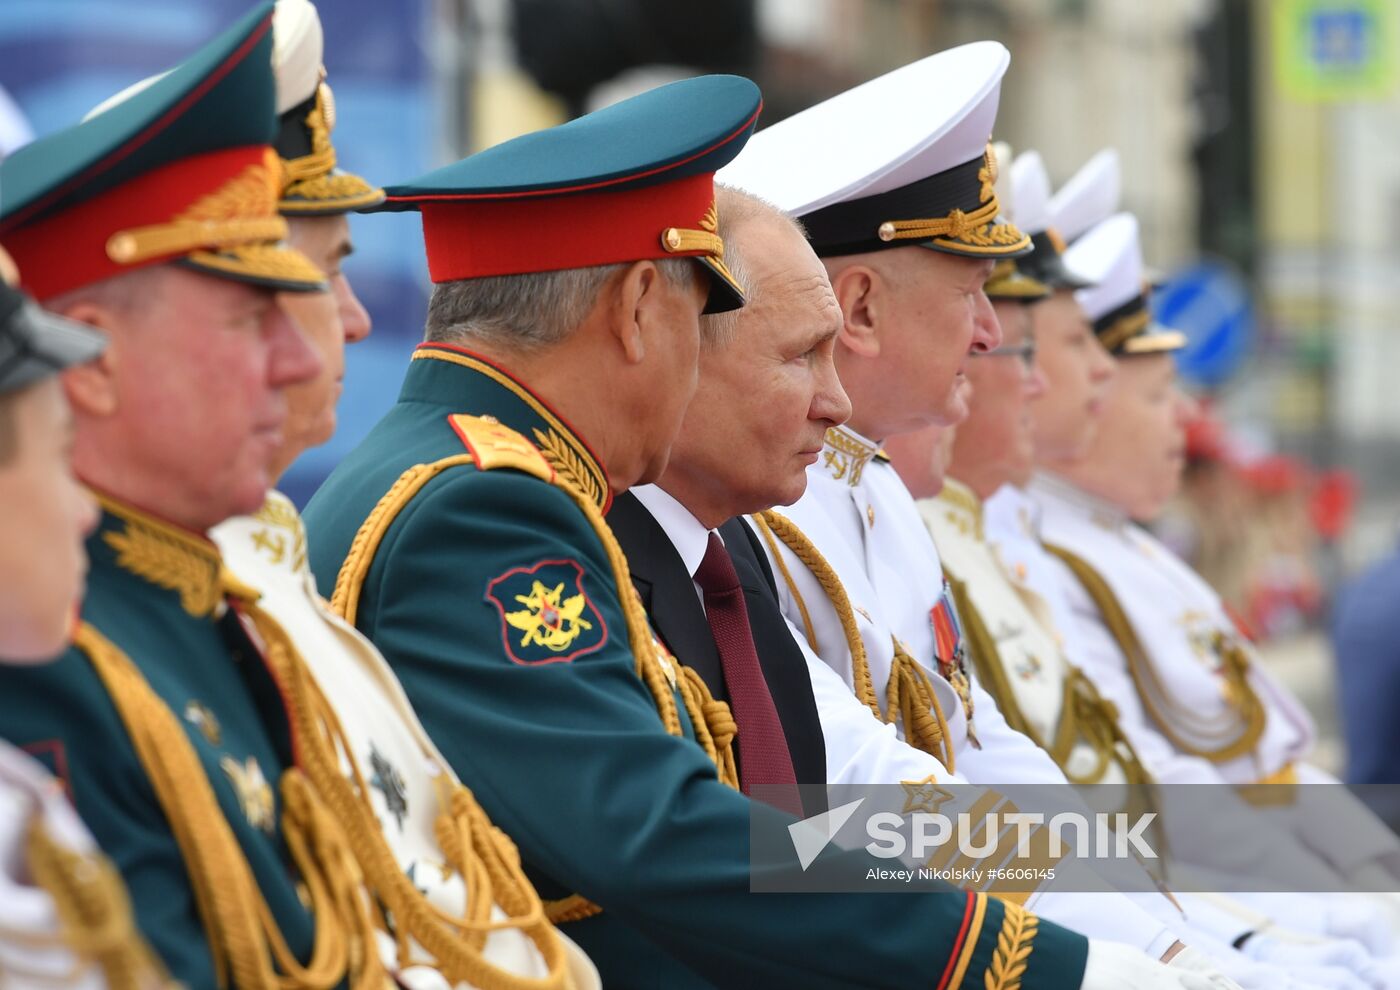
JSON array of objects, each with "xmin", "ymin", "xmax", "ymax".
[
  {"xmin": 755, "ymin": 511, "xmax": 955, "ymax": 772},
  {"xmin": 238, "ymin": 598, "xmax": 574, "ymax": 990},
  {"xmin": 75, "ymin": 622, "xmax": 387, "ymax": 990},
  {"xmin": 887, "ymin": 640, "xmax": 956, "ymax": 774},
  {"xmin": 327, "ymin": 453, "xmax": 739, "ymax": 929},
  {"xmin": 1044, "ymin": 544, "xmax": 1266, "ymax": 763}
]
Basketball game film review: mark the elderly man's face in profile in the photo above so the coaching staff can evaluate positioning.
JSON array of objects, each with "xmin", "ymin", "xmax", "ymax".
[{"xmin": 665, "ymin": 216, "xmax": 850, "ymax": 518}]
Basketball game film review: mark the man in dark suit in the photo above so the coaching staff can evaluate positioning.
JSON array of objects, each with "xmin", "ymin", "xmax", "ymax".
[{"xmin": 609, "ymin": 187, "xmax": 850, "ymax": 814}]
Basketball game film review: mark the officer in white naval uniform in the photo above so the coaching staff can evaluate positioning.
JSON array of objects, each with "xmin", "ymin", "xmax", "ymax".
[
  {"xmin": 609, "ymin": 183, "xmax": 1252, "ymax": 989},
  {"xmin": 914, "ymin": 240, "xmax": 1155, "ymax": 796},
  {"xmin": 1034, "ymin": 213, "xmax": 1400, "ymax": 879},
  {"xmin": 997, "ymin": 210, "xmax": 1400, "ymax": 978},
  {"xmin": 0, "ymin": 251, "xmax": 170, "ymax": 988},
  {"xmin": 716, "ymin": 43, "xmax": 1262, "ymax": 986},
  {"xmin": 211, "ymin": 6, "xmax": 598, "ymax": 986},
  {"xmin": 907, "ymin": 220, "xmax": 1395, "ymax": 987}
]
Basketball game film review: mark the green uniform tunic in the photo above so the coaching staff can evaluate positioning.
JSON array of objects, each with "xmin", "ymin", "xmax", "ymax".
[
  {"xmin": 303, "ymin": 342, "xmax": 1089, "ymax": 990},
  {"xmin": 0, "ymin": 498, "xmax": 327, "ymax": 988}
]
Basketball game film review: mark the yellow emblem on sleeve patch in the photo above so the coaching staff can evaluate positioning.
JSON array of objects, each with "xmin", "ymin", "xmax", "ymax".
[{"xmin": 485, "ymin": 558, "xmax": 608, "ymax": 665}]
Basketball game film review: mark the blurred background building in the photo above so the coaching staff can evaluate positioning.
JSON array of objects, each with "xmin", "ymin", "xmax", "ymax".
[{"xmin": 5, "ymin": 0, "xmax": 1400, "ymax": 776}]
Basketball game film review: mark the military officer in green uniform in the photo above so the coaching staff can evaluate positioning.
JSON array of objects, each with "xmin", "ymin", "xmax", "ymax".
[
  {"xmin": 0, "ymin": 6, "xmax": 396, "ymax": 987},
  {"xmin": 211, "ymin": 2, "xmax": 599, "ymax": 985},
  {"xmin": 0, "ymin": 250, "xmax": 174, "ymax": 989},
  {"xmin": 303, "ymin": 77, "xmax": 1096, "ymax": 989}
]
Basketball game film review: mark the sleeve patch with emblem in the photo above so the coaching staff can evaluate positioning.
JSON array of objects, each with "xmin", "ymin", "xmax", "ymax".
[{"xmin": 484, "ymin": 558, "xmax": 608, "ymax": 665}]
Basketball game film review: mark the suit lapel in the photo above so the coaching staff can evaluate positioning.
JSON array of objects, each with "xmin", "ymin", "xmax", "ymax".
[{"xmin": 608, "ymin": 493, "xmax": 726, "ymax": 698}]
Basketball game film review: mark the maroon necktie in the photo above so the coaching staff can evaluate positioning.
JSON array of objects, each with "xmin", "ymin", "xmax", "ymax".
[{"xmin": 693, "ymin": 532, "xmax": 802, "ymax": 816}]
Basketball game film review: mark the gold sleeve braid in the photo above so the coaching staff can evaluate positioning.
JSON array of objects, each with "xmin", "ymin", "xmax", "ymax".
[
  {"xmin": 20, "ymin": 819, "xmax": 175, "ymax": 990},
  {"xmin": 753, "ymin": 511, "xmax": 954, "ymax": 773},
  {"xmin": 328, "ymin": 451, "xmax": 740, "ymax": 926},
  {"xmin": 1044, "ymin": 544, "xmax": 1266, "ymax": 764},
  {"xmin": 231, "ymin": 594, "xmax": 576, "ymax": 990},
  {"xmin": 72, "ymin": 622, "xmax": 387, "ymax": 990}
]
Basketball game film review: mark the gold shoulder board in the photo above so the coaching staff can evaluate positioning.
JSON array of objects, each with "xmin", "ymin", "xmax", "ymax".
[{"xmin": 448, "ymin": 414, "xmax": 553, "ymax": 482}]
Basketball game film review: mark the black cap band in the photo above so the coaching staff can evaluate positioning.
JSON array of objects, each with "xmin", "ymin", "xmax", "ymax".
[
  {"xmin": 1093, "ymin": 291, "xmax": 1151, "ymax": 354},
  {"xmin": 800, "ymin": 155, "xmax": 1028, "ymax": 260},
  {"xmin": 1017, "ymin": 229, "xmax": 1093, "ymax": 290},
  {"xmin": 274, "ymin": 90, "xmax": 320, "ymax": 161}
]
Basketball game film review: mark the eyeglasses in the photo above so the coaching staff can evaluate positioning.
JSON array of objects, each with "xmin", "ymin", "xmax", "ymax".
[{"xmin": 972, "ymin": 339, "xmax": 1037, "ymax": 372}]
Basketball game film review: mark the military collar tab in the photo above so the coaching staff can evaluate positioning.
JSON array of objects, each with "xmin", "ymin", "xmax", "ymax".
[
  {"xmin": 412, "ymin": 343, "xmax": 612, "ymax": 512},
  {"xmin": 94, "ymin": 491, "xmax": 228, "ymax": 617},
  {"xmin": 821, "ymin": 426, "xmax": 881, "ymax": 488},
  {"xmin": 938, "ymin": 477, "xmax": 984, "ymax": 540}
]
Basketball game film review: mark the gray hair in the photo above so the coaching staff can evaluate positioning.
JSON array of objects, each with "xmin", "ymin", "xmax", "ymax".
[
  {"xmin": 699, "ymin": 185, "xmax": 806, "ymax": 348},
  {"xmin": 424, "ymin": 255, "xmax": 698, "ymax": 350}
]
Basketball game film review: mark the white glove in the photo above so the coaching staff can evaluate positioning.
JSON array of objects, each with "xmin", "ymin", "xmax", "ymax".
[
  {"xmin": 1318, "ymin": 895, "xmax": 1397, "ymax": 959},
  {"xmin": 1283, "ymin": 966, "xmax": 1384, "ymax": 990},
  {"xmin": 1244, "ymin": 931, "xmax": 1394, "ymax": 988},
  {"xmin": 1081, "ymin": 940, "xmax": 1245, "ymax": 990}
]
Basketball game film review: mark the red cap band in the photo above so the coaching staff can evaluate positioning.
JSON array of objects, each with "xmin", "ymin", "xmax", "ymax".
[
  {"xmin": 418, "ymin": 171, "xmax": 715, "ymax": 284},
  {"xmin": 3, "ymin": 145, "xmax": 272, "ymax": 301}
]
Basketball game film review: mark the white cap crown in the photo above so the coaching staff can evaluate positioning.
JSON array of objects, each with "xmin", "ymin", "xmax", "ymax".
[
  {"xmin": 1067, "ymin": 212, "xmax": 1141, "ymax": 322},
  {"xmin": 1048, "ymin": 148, "xmax": 1119, "ymax": 245},
  {"xmin": 718, "ymin": 41, "xmax": 1010, "ymax": 215}
]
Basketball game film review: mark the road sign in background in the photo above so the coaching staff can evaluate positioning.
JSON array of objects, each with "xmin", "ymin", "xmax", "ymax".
[
  {"xmin": 1272, "ymin": 0, "xmax": 1400, "ymax": 102},
  {"xmin": 1153, "ymin": 258, "xmax": 1255, "ymax": 390}
]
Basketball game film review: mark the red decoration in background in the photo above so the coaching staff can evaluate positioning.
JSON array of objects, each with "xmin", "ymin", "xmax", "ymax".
[{"xmin": 1310, "ymin": 469, "xmax": 1358, "ymax": 542}]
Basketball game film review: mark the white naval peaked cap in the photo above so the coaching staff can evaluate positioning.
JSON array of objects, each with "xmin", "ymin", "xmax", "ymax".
[
  {"xmin": 717, "ymin": 42, "xmax": 1030, "ymax": 259},
  {"xmin": 271, "ymin": 0, "xmax": 384, "ymax": 214},
  {"xmin": 274, "ymin": 0, "xmax": 324, "ymax": 115},
  {"xmin": 1005, "ymin": 149, "xmax": 1093, "ymax": 289},
  {"xmin": 1067, "ymin": 213, "xmax": 1139, "ymax": 322},
  {"xmin": 1047, "ymin": 148, "xmax": 1120, "ymax": 246},
  {"xmin": 1009, "ymin": 150, "xmax": 1052, "ymax": 235},
  {"xmin": 1067, "ymin": 212, "xmax": 1184, "ymax": 356}
]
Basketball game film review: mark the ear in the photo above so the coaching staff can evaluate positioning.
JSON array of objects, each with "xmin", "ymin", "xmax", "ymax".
[
  {"xmin": 606, "ymin": 260, "xmax": 664, "ymax": 365},
  {"xmin": 830, "ymin": 263, "xmax": 881, "ymax": 359},
  {"xmin": 55, "ymin": 301, "xmax": 121, "ymax": 418}
]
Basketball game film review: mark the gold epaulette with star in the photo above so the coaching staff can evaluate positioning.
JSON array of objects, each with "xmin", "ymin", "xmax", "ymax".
[{"xmin": 447, "ymin": 414, "xmax": 554, "ymax": 481}]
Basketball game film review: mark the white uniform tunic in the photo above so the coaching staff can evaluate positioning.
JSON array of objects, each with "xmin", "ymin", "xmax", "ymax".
[
  {"xmin": 1021, "ymin": 473, "xmax": 1400, "ymax": 885},
  {"xmin": 761, "ymin": 428, "xmax": 1177, "ymax": 957},
  {"xmin": 214, "ymin": 492, "xmax": 599, "ymax": 990},
  {"xmin": 921, "ymin": 479, "xmax": 1138, "ymax": 787},
  {"xmin": 0, "ymin": 742, "xmax": 114, "ymax": 989}
]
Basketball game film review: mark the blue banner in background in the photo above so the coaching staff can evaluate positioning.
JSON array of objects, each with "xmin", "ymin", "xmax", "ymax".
[{"xmin": 0, "ymin": 0, "xmax": 439, "ymax": 506}]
